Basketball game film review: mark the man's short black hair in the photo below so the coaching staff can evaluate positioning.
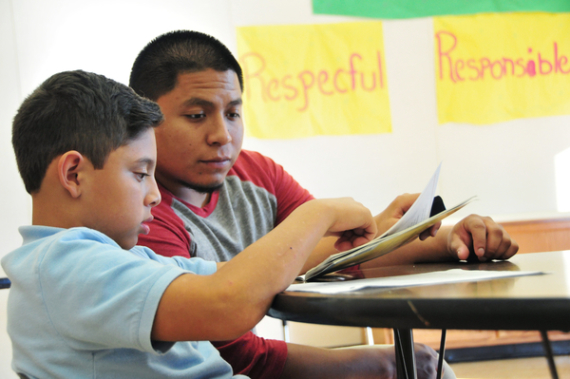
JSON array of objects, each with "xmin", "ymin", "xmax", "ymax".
[
  {"xmin": 129, "ymin": 30, "xmax": 243, "ymax": 101},
  {"xmin": 12, "ymin": 70, "xmax": 164, "ymax": 194}
]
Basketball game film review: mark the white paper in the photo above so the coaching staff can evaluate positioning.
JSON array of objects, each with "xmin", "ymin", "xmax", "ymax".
[
  {"xmin": 380, "ymin": 163, "xmax": 441, "ymax": 237},
  {"xmin": 287, "ymin": 269, "xmax": 545, "ymax": 294},
  {"xmin": 304, "ymin": 163, "xmax": 455, "ymax": 281}
]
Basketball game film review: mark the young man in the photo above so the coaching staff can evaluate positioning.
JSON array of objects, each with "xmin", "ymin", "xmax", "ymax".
[
  {"xmin": 130, "ymin": 30, "xmax": 516, "ymax": 378},
  {"xmin": 2, "ymin": 70, "xmax": 434, "ymax": 378}
]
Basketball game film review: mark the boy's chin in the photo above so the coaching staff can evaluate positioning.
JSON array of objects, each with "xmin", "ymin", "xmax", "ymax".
[{"xmin": 116, "ymin": 236, "xmax": 138, "ymax": 250}]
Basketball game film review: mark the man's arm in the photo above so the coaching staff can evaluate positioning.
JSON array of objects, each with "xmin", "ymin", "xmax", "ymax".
[
  {"xmin": 280, "ymin": 343, "xmax": 443, "ymax": 379},
  {"xmin": 303, "ymin": 194, "xmax": 519, "ymax": 273},
  {"xmin": 151, "ymin": 198, "xmax": 377, "ymax": 342},
  {"xmin": 361, "ymin": 215, "xmax": 518, "ymax": 268}
]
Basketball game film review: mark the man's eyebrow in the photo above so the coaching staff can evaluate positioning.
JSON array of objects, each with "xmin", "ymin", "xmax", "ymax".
[
  {"xmin": 181, "ymin": 97, "xmax": 243, "ymax": 108},
  {"xmin": 228, "ymin": 98, "xmax": 243, "ymax": 107},
  {"xmin": 182, "ymin": 98, "xmax": 214, "ymax": 108}
]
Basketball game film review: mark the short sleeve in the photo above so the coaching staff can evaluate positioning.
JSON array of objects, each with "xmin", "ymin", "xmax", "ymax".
[
  {"xmin": 131, "ymin": 245, "xmax": 217, "ymax": 276},
  {"xmin": 38, "ymin": 230, "xmax": 189, "ymax": 354},
  {"xmin": 228, "ymin": 150, "xmax": 314, "ymax": 225}
]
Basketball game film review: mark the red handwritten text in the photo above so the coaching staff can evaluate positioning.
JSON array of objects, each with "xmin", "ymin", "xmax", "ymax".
[
  {"xmin": 436, "ymin": 31, "xmax": 570, "ymax": 82},
  {"xmin": 240, "ymin": 51, "xmax": 385, "ymax": 112}
]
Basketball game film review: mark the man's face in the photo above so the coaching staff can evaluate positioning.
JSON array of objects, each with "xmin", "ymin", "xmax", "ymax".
[
  {"xmin": 83, "ymin": 129, "xmax": 161, "ymax": 249},
  {"xmin": 154, "ymin": 69, "xmax": 244, "ymax": 195}
]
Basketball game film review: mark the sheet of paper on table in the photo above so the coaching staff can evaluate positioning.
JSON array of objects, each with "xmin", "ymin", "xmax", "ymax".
[{"xmin": 286, "ymin": 269, "xmax": 546, "ymax": 294}]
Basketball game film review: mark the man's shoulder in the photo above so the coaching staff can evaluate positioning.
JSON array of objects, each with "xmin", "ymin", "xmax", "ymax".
[
  {"xmin": 231, "ymin": 149, "xmax": 278, "ymax": 171},
  {"xmin": 229, "ymin": 150, "xmax": 283, "ymax": 184}
]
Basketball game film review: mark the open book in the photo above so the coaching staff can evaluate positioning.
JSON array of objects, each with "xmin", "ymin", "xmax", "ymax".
[{"xmin": 304, "ymin": 164, "xmax": 476, "ymax": 282}]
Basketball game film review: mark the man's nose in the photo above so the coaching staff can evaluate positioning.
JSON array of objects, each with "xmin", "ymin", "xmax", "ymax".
[{"xmin": 207, "ymin": 113, "xmax": 233, "ymax": 146}]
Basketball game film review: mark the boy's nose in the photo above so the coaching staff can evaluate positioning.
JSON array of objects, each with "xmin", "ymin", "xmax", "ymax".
[{"xmin": 147, "ymin": 178, "xmax": 161, "ymax": 207}]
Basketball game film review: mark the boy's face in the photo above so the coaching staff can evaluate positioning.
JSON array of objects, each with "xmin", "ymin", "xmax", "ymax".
[{"xmin": 83, "ymin": 128, "xmax": 161, "ymax": 249}]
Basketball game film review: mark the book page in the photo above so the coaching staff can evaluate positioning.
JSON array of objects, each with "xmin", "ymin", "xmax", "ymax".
[
  {"xmin": 303, "ymin": 163, "xmax": 477, "ymax": 281},
  {"xmin": 380, "ymin": 163, "xmax": 441, "ymax": 237}
]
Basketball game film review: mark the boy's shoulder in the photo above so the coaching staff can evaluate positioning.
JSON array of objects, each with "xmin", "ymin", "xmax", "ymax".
[
  {"xmin": 1, "ymin": 226, "xmax": 117, "ymax": 278},
  {"xmin": 2, "ymin": 226, "xmax": 143, "ymax": 277},
  {"xmin": 15, "ymin": 225, "xmax": 119, "ymax": 255}
]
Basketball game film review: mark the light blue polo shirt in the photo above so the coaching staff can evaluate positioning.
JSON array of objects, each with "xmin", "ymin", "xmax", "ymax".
[{"xmin": 1, "ymin": 226, "xmax": 248, "ymax": 379}]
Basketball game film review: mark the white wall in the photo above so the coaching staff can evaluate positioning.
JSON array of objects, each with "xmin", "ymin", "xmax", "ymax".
[
  {"xmin": 2, "ymin": 0, "xmax": 570, "ymax": 376},
  {"xmin": 0, "ymin": 0, "xmax": 236, "ymax": 376},
  {"xmin": 233, "ymin": 0, "xmax": 570, "ymax": 220}
]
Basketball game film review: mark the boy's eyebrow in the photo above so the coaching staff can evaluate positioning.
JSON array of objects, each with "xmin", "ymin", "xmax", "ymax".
[{"xmin": 133, "ymin": 157, "xmax": 155, "ymax": 167}]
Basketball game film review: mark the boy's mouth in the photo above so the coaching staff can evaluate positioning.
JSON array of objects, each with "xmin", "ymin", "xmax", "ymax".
[{"xmin": 140, "ymin": 216, "xmax": 154, "ymax": 235}]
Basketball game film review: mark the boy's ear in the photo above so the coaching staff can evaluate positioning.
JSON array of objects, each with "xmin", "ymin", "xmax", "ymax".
[{"xmin": 57, "ymin": 151, "xmax": 87, "ymax": 198}]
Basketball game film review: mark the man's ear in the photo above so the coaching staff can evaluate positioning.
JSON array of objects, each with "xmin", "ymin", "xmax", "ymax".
[{"xmin": 57, "ymin": 151, "xmax": 86, "ymax": 198}]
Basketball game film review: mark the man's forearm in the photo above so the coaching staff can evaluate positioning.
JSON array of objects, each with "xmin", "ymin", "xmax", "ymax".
[{"xmin": 360, "ymin": 226, "xmax": 454, "ymax": 268}]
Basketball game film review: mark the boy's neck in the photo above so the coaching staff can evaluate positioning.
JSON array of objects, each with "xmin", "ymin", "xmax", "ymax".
[
  {"xmin": 32, "ymin": 195, "xmax": 77, "ymax": 229},
  {"xmin": 31, "ymin": 172, "xmax": 82, "ymax": 229}
]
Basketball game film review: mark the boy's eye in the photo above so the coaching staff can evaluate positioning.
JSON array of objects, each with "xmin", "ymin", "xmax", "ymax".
[
  {"xmin": 227, "ymin": 112, "xmax": 241, "ymax": 119},
  {"xmin": 135, "ymin": 173, "xmax": 148, "ymax": 181}
]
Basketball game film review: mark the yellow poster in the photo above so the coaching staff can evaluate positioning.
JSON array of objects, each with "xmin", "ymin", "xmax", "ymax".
[
  {"xmin": 434, "ymin": 13, "xmax": 570, "ymax": 125},
  {"xmin": 236, "ymin": 22, "xmax": 391, "ymax": 139}
]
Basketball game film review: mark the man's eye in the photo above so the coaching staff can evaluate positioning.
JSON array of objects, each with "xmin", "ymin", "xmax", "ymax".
[
  {"xmin": 227, "ymin": 112, "xmax": 241, "ymax": 119},
  {"xmin": 185, "ymin": 114, "xmax": 205, "ymax": 120}
]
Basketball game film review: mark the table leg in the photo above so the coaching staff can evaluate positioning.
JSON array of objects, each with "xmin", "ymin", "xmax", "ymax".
[
  {"xmin": 540, "ymin": 330, "xmax": 559, "ymax": 379},
  {"xmin": 394, "ymin": 328, "xmax": 417, "ymax": 379},
  {"xmin": 282, "ymin": 320, "xmax": 290, "ymax": 342},
  {"xmin": 436, "ymin": 329, "xmax": 447, "ymax": 379}
]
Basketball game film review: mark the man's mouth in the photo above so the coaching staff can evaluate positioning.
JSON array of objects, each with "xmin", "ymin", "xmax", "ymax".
[{"xmin": 201, "ymin": 157, "xmax": 231, "ymax": 168}]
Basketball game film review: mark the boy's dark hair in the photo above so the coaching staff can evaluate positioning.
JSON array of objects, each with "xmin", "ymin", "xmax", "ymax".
[
  {"xmin": 12, "ymin": 70, "xmax": 164, "ymax": 194},
  {"xmin": 129, "ymin": 30, "xmax": 243, "ymax": 101}
]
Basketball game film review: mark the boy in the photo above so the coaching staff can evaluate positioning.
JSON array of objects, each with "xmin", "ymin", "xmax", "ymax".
[{"xmin": 2, "ymin": 70, "xmax": 440, "ymax": 378}]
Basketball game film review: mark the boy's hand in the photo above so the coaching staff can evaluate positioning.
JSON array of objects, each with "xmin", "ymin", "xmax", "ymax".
[{"xmin": 316, "ymin": 198, "xmax": 377, "ymax": 251}]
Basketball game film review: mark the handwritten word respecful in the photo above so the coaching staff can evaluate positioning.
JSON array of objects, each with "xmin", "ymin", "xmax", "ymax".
[
  {"xmin": 240, "ymin": 52, "xmax": 385, "ymax": 111},
  {"xmin": 436, "ymin": 31, "xmax": 570, "ymax": 82}
]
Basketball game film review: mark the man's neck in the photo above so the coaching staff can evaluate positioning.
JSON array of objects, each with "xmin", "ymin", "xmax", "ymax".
[
  {"xmin": 158, "ymin": 178, "xmax": 212, "ymax": 208},
  {"xmin": 182, "ymin": 189, "xmax": 211, "ymax": 208}
]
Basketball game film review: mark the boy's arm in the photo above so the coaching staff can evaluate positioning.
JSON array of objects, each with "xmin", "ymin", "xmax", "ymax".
[
  {"xmin": 301, "ymin": 194, "xmax": 432, "ymax": 272},
  {"xmin": 151, "ymin": 198, "xmax": 376, "ymax": 342}
]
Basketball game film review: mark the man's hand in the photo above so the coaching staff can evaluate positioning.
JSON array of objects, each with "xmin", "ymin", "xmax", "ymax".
[
  {"xmin": 446, "ymin": 214, "xmax": 519, "ymax": 261},
  {"xmin": 373, "ymin": 193, "xmax": 441, "ymax": 241}
]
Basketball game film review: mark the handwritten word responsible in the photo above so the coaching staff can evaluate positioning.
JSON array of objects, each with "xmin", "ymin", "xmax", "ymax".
[
  {"xmin": 434, "ymin": 12, "xmax": 570, "ymax": 125},
  {"xmin": 436, "ymin": 31, "xmax": 570, "ymax": 82}
]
